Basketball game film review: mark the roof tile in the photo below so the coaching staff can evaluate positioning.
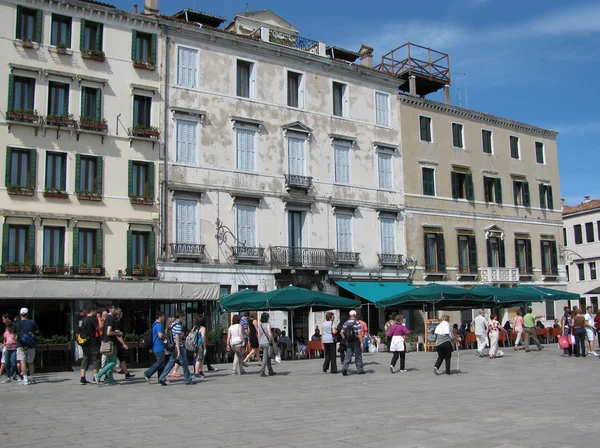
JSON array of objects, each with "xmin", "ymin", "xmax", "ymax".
[{"xmin": 563, "ymin": 200, "xmax": 600, "ymax": 216}]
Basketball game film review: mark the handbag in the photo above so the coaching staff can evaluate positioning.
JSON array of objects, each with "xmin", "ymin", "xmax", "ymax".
[
  {"xmin": 558, "ymin": 336, "xmax": 570, "ymax": 349},
  {"xmin": 100, "ymin": 340, "xmax": 113, "ymax": 355},
  {"xmin": 267, "ymin": 342, "xmax": 277, "ymax": 360}
]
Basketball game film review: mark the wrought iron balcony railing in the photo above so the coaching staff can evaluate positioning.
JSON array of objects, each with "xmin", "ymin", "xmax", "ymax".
[
  {"xmin": 268, "ymin": 30, "xmax": 319, "ymax": 54},
  {"xmin": 170, "ymin": 243, "xmax": 206, "ymax": 261},
  {"xmin": 378, "ymin": 254, "xmax": 405, "ymax": 267},
  {"xmin": 270, "ymin": 246, "xmax": 334, "ymax": 268},
  {"xmin": 284, "ymin": 174, "xmax": 313, "ymax": 190},
  {"xmin": 334, "ymin": 252, "xmax": 360, "ymax": 266},
  {"xmin": 232, "ymin": 246, "xmax": 265, "ymax": 263}
]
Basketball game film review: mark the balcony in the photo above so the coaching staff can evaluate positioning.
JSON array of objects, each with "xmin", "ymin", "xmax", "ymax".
[
  {"xmin": 284, "ymin": 174, "xmax": 313, "ymax": 191},
  {"xmin": 518, "ymin": 266, "xmax": 534, "ymax": 279},
  {"xmin": 541, "ymin": 266, "xmax": 559, "ymax": 280},
  {"xmin": 334, "ymin": 252, "xmax": 360, "ymax": 266},
  {"xmin": 232, "ymin": 246, "xmax": 265, "ymax": 263},
  {"xmin": 424, "ymin": 264, "xmax": 446, "ymax": 278},
  {"xmin": 268, "ymin": 29, "xmax": 320, "ymax": 54},
  {"xmin": 170, "ymin": 243, "xmax": 206, "ymax": 262},
  {"xmin": 270, "ymin": 246, "xmax": 334, "ymax": 269},
  {"xmin": 378, "ymin": 254, "xmax": 405, "ymax": 268},
  {"xmin": 479, "ymin": 267, "xmax": 519, "ymax": 283}
]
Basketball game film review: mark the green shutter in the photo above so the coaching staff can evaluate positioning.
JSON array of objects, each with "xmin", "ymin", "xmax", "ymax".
[
  {"xmin": 34, "ymin": 9, "xmax": 42, "ymax": 43},
  {"xmin": 95, "ymin": 228, "xmax": 103, "ymax": 267},
  {"xmin": 65, "ymin": 18, "xmax": 71, "ymax": 48},
  {"xmin": 148, "ymin": 231, "xmax": 156, "ymax": 267},
  {"xmin": 539, "ymin": 183, "xmax": 546, "ymax": 209},
  {"xmin": 63, "ymin": 86, "xmax": 69, "ymax": 115},
  {"xmin": 7, "ymin": 74, "xmax": 15, "ymax": 111},
  {"xmin": 27, "ymin": 224, "xmax": 35, "ymax": 264},
  {"xmin": 58, "ymin": 229, "xmax": 65, "ymax": 263},
  {"xmin": 540, "ymin": 241, "xmax": 546, "ymax": 272},
  {"xmin": 126, "ymin": 230, "xmax": 133, "ymax": 271},
  {"xmin": 523, "ymin": 182, "xmax": 530, "ymax": 207},
  {"xmin": 60, "ymin": 154, "xmax": 66, "ymax": 191},
  {"xmin": 550, "ymin": 241, "xmax": 558, "ymax": 274},
  {"xmin": 80, "ymin": 87, "xmax": 87, "ymax": 119},
  {"xmin": 150, "ymin": 33, "xmax": 157, "ymax": 63},
  {"xmin": 147, "ymin": 162, "xmax": 155, "ymax": 200},
  {"xmin": 468, "ymin": 235, "xmax": 478, "ymax": 272},
  {"xmin": 74, "ymin": 154, "xmax": 81, "ymax": 192},
  {"xmin": 128, "ymin": 160, "xmax": 133, "ymax": 197},
  {"xmin": 494, "ymin": 178, "xmax": 502, "ymax": 204},
  {"xmin": 16, "ymin": 5, "xmax": 22, "ymax": 39},
  {"xmin": 436, "ymin": 233, "xmax": 445, "ymax": 270},
  {"xmin": 95, "ymin": 87, "xmax": 102, "ymax": 119},
  {"xmin": 96, "ymin": 156, "xmax": 103, "ymax": 195},
  {"xmin": 486, "ymin": 239, "xmax": 493, "ymax": 267},
  {"xmin": 79, "ymin": 19, "xmax": 86, "ymax": 50},
  {"xmin": 95, "ymin": 23, "xmax": 103, "ymax": 51},
  {"xmin": 465, "ymin": 172, "xmax": 474, "ymax": 201},
  {"xmin": 498, "ymin": 239, "xmax": 505, "ymax": 268},
  {"xmin": 72, "ymin": 227, "xmax": 79, "ymax": 267},
  {"xmin": 29, "ymin": 148, "xmax": 36, "ymax": 189},
  {"xmin": 131, "ymin": 30, "xmax": 137, "ymax": 61},
  {"xmin": 451, "ymin": 172, "xmax": 458, "ymax": 199},
  {"xmin": 526, "ymin": 239, "xmax": 533, "ymax": 274},
  {"xmin": 2, "ymin": 223, "xmax": 9, "ymax": 264},
  {"xmin": 483, "ymin": 176, "xmax": 489, "ymax": 201},
  {"xmin": 547, "ymin": 186, "xmax": 554, "ymax": 210},
  {"xmin": 5, "ymin": 147, "xmax": 12, "ymax": 187},
  {"xmin": 513, "ymin": 180, "xmax": 518, "ymax": 205}
]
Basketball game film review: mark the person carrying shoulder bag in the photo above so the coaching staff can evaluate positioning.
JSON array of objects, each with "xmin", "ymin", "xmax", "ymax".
[
  {"xmin": 227, "ymin": 315, "xmax": 246, "ymax": 375},
  {"xmin": 258, "ymin": 313, "xmax": 276, "ymax": 377}
]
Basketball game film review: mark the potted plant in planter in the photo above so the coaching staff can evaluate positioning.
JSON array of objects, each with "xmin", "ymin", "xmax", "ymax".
[
  {"xmin": 90, "ymin": 262, "xmax": 102, "ymax": 275},
  {"xmin": 6, "ymin": 108, "xmax": 24, "ymax": 121},
  {"xmin": 56, "ymin": 42, "xmax": 69, "ymax": 54},
  {"xmin": 43, "ymin": 263, "xmax": 56, "ymax": 274},
  {"xmin": 129, "ymin": 195, "xmax": 153, "ymax": 205},
  {"xmin": 43, "ymin": 187, "xmax": 69, "ymax": 199},
  {"xmin": 77, "ymin": 190, "xmax": 102, "ymax": 201},
  {"xmin": 21, "ymin": 260, "xmax": 33, "ymax": 274},
  {"xmin": 81, "ymin": 49, "xmax": 105, "ymax": 61},
  {"xmin": 46, "ymin": 113, "xmax": 75, "ymax": 127},
  {"xmin": 4, "ymin": 261, "xmax": 21, "ymax": 274},
  {"xmin": 132, "ymin": 57, "xmax": 156, "ymax": 70},
  {"xmin": 123, "ymin": 333, "xmax": 141, "ymax": 347},
  {"xmin": 131, "ymin": 264, "xmax": 143, "ymax": 276},
  {"xmin": 7, "ymin": 184, "xmax": 35, "ymax": 196},
  {"xmin": 143, "ymin": 265, "xmax": 156, "ymax": 277},
  {"xmin": 22, "ymin": 109, "xmax": 40, "ymax": 123},
  {"xmin": 56, "ymin": 262, "xmax": 70, "ymax": 274},
  {"xmin": 21, "ymin": 37, "xmax": 34, "ymax": 48},
  {"xmin": 79, "ymin": 117, "xmax": 108, "ymax": 132},
  {"xmin": 77, "ymin": 263, "xmax": 90, "ymax": 275},
  {"xmin": 129, "ymin": 125, "xmax": 160, "ymax": 139}
]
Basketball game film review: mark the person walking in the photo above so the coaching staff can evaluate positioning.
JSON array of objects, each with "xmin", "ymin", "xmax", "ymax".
[
  {"xmin": 113, "ymin": 309, "xmax": 135, "ymax": 379},
  {"xmin": 433, "ymin": 315, "xmax": 460, "ymax": 375},
  {"xmin": 144, "ymin": 312, "xmax": 166, "ymax": 383},
  {"xmin": 584, "ymin": 306, "xmax": 597, "ymax": 356},
  {"xmin": 387, "ymin": 314, "xmax": 410, "ymax": 373},
  {"xmin": 94, "ymin": 307, "xmax": 122, "ymax": 386},
  {"xmin": 336, "ymin": 316, "xmax": 347, "ymax": 365},
  {"xmin": 258, "ymin": 313, "xmax": 276, "ymax": 377},
  {"xmin": 321, "ymin": 312, "xmax": 338, "ymax": 374},
  {"xmin": 384, "ymin": 312, "xmax": 397, "ymax": 353},
  {"xmin": 572, "ymin": 309, "xmax": 589, "ymax": 357},
  {"xmin": 79, "ymin": 306, "xmax": 101, "ymax": 385},
  {"xmin": 158, "ymin": 312, "xmax": 193, "ymax": 386},
  {"xmin": 14, "ymin": 308, "xmax": 39, "ymax": 385},
  {"xmin": 226, "ymin": 315, "xmax": 246, "ymax": 375},
  {"xmin": 513, "ymin": 309, "xmax": 524, "ymax": 351},
  {"xmin": 1, "ymin": 322, "xmax": 17, "ymax": 382},
  {"xmin": 341, "ymin": 310, "xmax": 365, "ymax": 376},
  {"xmin": 487, "ymin": 314, "xmax": 506, "ymax": 359},
  {"xmin": 193, "ymin": 317, "xmax": 207, "ymax": 378},
  {"xmin": 523, "ymin": 307, "xmax": 543, "ymax": 352},
  {"xmin": 243, "ymin": 311, "xmax": 260, "ymax": 367},
  {"xmin": 474, "ymin": 309, "xmax": 488, "ymax": 357}
]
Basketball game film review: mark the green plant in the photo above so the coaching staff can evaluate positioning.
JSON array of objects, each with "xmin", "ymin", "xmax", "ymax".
[
  {"xmin": 56, "ymin": 42, "xmax": 68, "ymax": 49},
  {"xmin": 24, "ymin": 109, "xmax": 38, "ymax": 115},
  {"xmin": 56, "ymin": 262, "xmax": 66, "ymax": 268},
  {"xmin": 22, "ymin": 37, "xmax": 32, "ymax": 43},
  {"xmin": 22, "ymin": 260, "xmax": 33, "ymax": 267},
  {"xmin": 7, "ymin": 261, "xmax": 21, "ymax": 266},
  {"xmin": 377, "ymin": 331, "xmax": 386, "ymax": 341},
  {"xmin": 93, "ymin": 262, "xmax": 102, "ymax": 268},
  {"xmin": 38, "ymin": 335, "xmax": 69, "ymax": 344},
  {"xmin": 79, "ymin": 263, "xmax": 89, "ymax": 268},
  {"xmin": 83, "ymin": 49, "xmax": 105, "ymax": 57},
  {"xmin": 45, "ymin": 187, "xmax": 66, "ymax": 194},
  {"xmin": 133, "ymin": 264, "xmax": 142, "ymax": 269},
  {"xmin": 45, "ymin": 263, "xmax": 55, "ymax": 268},
  {"xmin": 123, "ymin": 333, "xmax": 141, "ymax": 342}
]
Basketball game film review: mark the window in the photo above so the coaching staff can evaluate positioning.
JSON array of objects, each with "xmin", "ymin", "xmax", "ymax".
[
  {"xmin": 457, "ymin": 235, "xmax": 477, "ymax": 274},
  {"xmin": 424, "ymin": 231, "xmax": 445, "ymax": 272},
  {"xmin": 566, "ymin": 265, "xmax": 570, "ymax": 282},
  {"xmin": 128, "ymin": 161, "xmax": 154, "ymax": 199},
  {"xmin": 287, "ymin": 71, "xmax": 304, "ymax": 108},
  {"xmin": 128, "ymin": 230, "xmax": 155, "ymax": 268},
  {"xmin": 336, "ymin": 213, "xmax": 353, "ymax": 252},
  {"xmin": 131, "ymin": 31, "xmax": 156, "ymax": 63},
  {"xmin": 74, "ymin": 228, "xmax": 99, "ymax": 267},
  {"xmin": 578, "ymin": 263, "xmax": 585, "ymax": 281},
  {"xmin": 515, "ymin": 238, "xmax": 533, "ymax": 275},
  {"xmin": 43, "ymin": 227, "xmax": 64, "ymax": 265},
  {"xmin": 133, "ymin": 95, "xmax": 151, "ymax": 127},
  {"xmin": 380, "ymin": 217, "xmax": 396, "ymax": 255},
  {"xmin": 590, "ymin": 262, "xmax": 597, "ymax": 280},
  {"xmin": 76, "ymin": 155, "xmax": 102, "ymax": 194},
  {"xmin": 16, "ymin": 6, "xmax": 41, "ymax": 42},
  {"xmin": 452, "ymin": 123, "xmax": 464, "ymax": 148},
  {"xmin": 513, "ymin": 180, "xmax": 530, "ymax": 206},
  {"xmin": 334, "ymin": 142, "xmax": 350, "ymax": 183},
  {"xmin": 586, "ymin": 222, "xmax": 595, "ymax": 243},
  {"xmin": 5, "ymin": 148, "xmax": 35, "ymax": 189},
  {"xmin": 48, "ymin": 82, "xmax": 69, "ymax": 117},
  {"xmin": 419, "ymin": 116, "xmax": 432, "ymax": 142},
  {"xmin": 80, "ymin": 20, "xmax": 103, "ymax": 52},
  {"xmin": 175, "ymin": 199, "xmax": 198, "ymax": 244},
  {"xmin": 236, "ymin": 60, "xmax": 255, "ymax": 98},
  {"xmin": 8, "ymin": 75, "xmax": 35, "ymax": 112},
  {"xmin": 375, "ymin": 92, "xmax": 390, "ymax": 126},
  {"xmin": 545, "ymin": 302, "xmax": 555, "ymax": 320},
  {"xmin": 4, "ymin": 224, "xmax": 34, "ymax": 265},
  {"xmin": 574, "ymin": 224, "xmax": 583, "ymax": 245},
  {"xmin": 177, "ymin": 47, "xmax": 198, "ymax": 88},
  {"xmin": 451, "ymin": 171, "xmax": 474, "ymax": 200},
  {"xmin": 538, "ymin": 184, "xmax": 554, "ymax": 209},
  {"xmin": 332, "ymin": 82, "xmax": 348, "ymax": 117},
  {"xmin": 422, "ymin": 167, "xmax": 435, "ymax": 196},
  {"xmin": 288, "ymin": 210, "xmax": 307, "ymax": 248},
  {"xmin": 535, "ymin": 141, "xmax": 545, "ymax": 164},
  {"xmin": 176, "ymin": 119, "xmax": 198, "ymax": 165},
  {"xmin": 563, "ymin": 227, "xmax": 568, "ymax": 246},
  {"xmin": 482, "ymin": 129, "xmax": 493, "ymax": 154},
  {"xmin": 486, "ymin": 236, "xmax": 505, "ymax": 267},
  {"xmin": 288, "ymin": 136, "xmax": 305, "ymax": 176},
  {"xmin": 235, "ymin": 127, "xmax": 256, "ymax": 172},
  {"xmin": 510, "ymin": 136, "xmax": 520, "ymax": 159},
  {"xmin": 51, "ymin": 14, "xmax": 71, "ymax": 48},
  {"xmin": 592, "ymin": 297, "xmax": 598, "ymax": 312},
  {"xmin": 540, "ymin": 240, "xmax": 558, "ymax": 275},
  {"xmin": 80, "ymin": 87, "xmax": 101, "ymax": 121},
  {"xmin": 236, "ymin": 205, "xmax": 257, "ymax": 247},
  {"xmin": 45, "ymin": 152, "xmax": 66, "ymax": 191},
  {"xmin": 377, "ymin": 151, "xmax": 393, "ymax": 190},
  {"xmin": 483, "ymin": 176, "xmax": 502, "ymax": 204}
]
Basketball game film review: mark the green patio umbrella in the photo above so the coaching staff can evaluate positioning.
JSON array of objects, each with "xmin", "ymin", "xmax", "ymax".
[
  {"xmin": 511, "ymin": 285, "xmax": 580, "ymax": 302},
  {"xmin": 220, "ymin": 288, "xmax": 266, "ymax": 312},
  {"xmin": 469, "ymin": 285, "xmax": 537, "ymax": 307},
  {"xmin": 260, "ymin": 285, "xmax": 360, "ymax": 310},
  {"xmin": 376, "ymin": 283, "xmax": 495, "ymax": 310}
]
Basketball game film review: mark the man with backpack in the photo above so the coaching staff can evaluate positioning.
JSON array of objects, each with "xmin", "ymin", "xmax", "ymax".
[
  {"xmin": 79, "ymin": 306, "xmax": 101, "ymax": 385},
  {"xmin": 14, "ymin": 308, "xmax": 39, "ymax": 385},
  {"xmin": 158, "ymin": 312, "xmax": 193, "ymax": 386},
  {"xmin": 144, "ymin": 312, "xmax": 166, "ymax": 383},
  {"xmin": 341, "ymin": 310, "xmax": 365, "ymax": 376}
]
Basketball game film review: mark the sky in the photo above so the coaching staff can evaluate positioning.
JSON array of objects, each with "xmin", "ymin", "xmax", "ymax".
[{"xmin": 113, "ymin": 0, "xmax": 600, "ymax": 206}]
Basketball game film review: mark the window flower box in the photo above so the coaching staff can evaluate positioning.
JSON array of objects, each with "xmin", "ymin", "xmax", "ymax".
[
  {"xmin": 21, "ymin": 40, "xmax": 34, "ymax": 49},
  {"xmin": 4, "ymin": 264, "xmax": 33, "ymax": 274},
  {"xmin": 144, "ymin": 267, "xmax": 157, "ymax": 277},
  {"xmin": 57, "ymin": 265, "xmax": 70, "ymax": 275},
  {"xmin": 133, "ymin": 61, "xmax": 156, "ymax": 71},
  {"xmin": 131, "ymin": 268, "xmax": 143, "ymax": 276},
  {"xmin": 7, "ymin": 186, "xmax": 35, "ymax": 196},
  {"xmin": 5, "ymin": 265, "xmax": 20, "ymax": 273},
  {"xmin": 82, "ymin": 50, "xmax": 106, "ymax": 62},
  {"xmin": 90, "ymin": 267, "xmax": 102, "ymax": 275},
  {"xmin": 43, "ymin": 189, "xmax": 69, "ymax": 199},
  {"xmin": 43, "ymin": 266, "xmax": 57, "ymax": 274},
  {"xmin": 46, "ymin": 115, "xmax": 76, "ymax": 127},
  {"xmin": 6, "ymin": 110, "xmax": 40, "ymax": 123},
  {"xmin": 79, "ymin": 120, "xmax": 108, "ymax": 132},
  {"xmin": 130, "ymin": 197, "xmax": 154, "ymax": 206},
  {"xmin": 77, "ymin": 192, "xmax": 102, "ymax": 201}
]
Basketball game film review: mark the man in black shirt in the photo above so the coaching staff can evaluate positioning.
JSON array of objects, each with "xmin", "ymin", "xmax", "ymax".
[
  {"xmin": 79, "ymin": 306, "xmax": 100, "ymax": 385},
  {"xmin": 14, "ymin": 308, "xmax": 39, "ymax": 386}
]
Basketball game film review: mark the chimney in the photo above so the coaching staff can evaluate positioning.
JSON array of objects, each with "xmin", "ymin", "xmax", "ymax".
[
  {"xmin": 359, "ymin": 44, "xmax": 374, "ymax": 68},
  {"xmin": 133, "ymin": 4, "xmax": 138, "ymax": 13},
  {"xmin": 584, "ymin": 195, "xmax": 591, "ymax": 203},
  {"xmin": 143, "ymin": 0, "xmax": 158, "ymax": 15}
]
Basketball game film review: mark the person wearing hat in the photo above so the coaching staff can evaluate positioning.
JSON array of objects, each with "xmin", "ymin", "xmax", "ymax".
[
  {"xmin": 14, "ymin": 308, "xmax": 39, "ymax": 385},
  {"xmin": 340, "ymin": 310, "xmax": 365, "ymax": 376}
]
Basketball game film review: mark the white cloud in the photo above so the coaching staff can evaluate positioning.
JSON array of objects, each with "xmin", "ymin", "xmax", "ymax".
[{"xmin": 553, "ymin": 121, "xmax": 600, "ymax": 137}]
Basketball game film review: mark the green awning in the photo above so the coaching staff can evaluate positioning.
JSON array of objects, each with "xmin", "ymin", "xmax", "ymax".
[{"xmin": 336, "ymin": 281, "xmax": 416, "ymax": 304}]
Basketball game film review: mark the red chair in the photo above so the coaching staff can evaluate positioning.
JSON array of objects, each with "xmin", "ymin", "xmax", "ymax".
[
  {"xmin": 464, "ymin": 333, "xmax": 476, "ymax": 349},
  {"xmin": 306, "ymin": 340, "xmax": 323, "ymax": 359},
  {"xmin": 499, "ymin": 331, "xmax": 507, "ymax": 347}
]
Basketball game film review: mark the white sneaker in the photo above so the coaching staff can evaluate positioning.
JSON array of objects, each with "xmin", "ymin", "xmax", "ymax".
[
  {"xmin": 2, "ymin": 378, "xmax": 11, "ymax": 383},
  {"xmin": 400, "ymin": 370, "xmax": 407, "ymax": 373},
  {"xmin": 590, "ymin": 351, "xmax": 597, "ymax": 356},
  {"xmin": 433, "ymin": 367, "xmax": 440, "ymax": 375},
  {"xmin": 19, "ymin": 379, "xmax": 30, "ymax": 385},
  {"xmin": 389, "ymin": 365, "xmax": 395, "ymax": 374}
]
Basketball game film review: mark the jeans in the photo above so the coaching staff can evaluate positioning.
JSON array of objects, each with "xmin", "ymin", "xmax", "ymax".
[
  {"xmin": 343, "ymin": 340, "xmax": 364, "ymax": 373},
  {"xmin": 322, "ymin": 342, "xmax": 338, "ymax": 372},
  {"xmin": 159, "ymin": 347, "xmax": 192, "ymax": 383},
  {"xmin": 260, "ymin": 343, "xmax": 274, "ymax": 374},
  {"xmin": 97, "ymin": 351, "xmax": 118, "ymax": 383},
  {"xmin": 573, "ymin": 327, "xmax": 586, "ymax": 356},
  {"xmin": 4, "ymin": 349, "xmax": 16, "ymax": 377},
  {"xmin": 144, "ymin": 351, "xmax": 166, "ymax": 379},
  {"xmin": 390, "ymin": 350, "xmax": 406, "ymax": 370},
  {"xmin": 523, "ymin": 327, "xmax": 542, "ymax": 351},
  {"xmin": 434, "ymin": 341, "xmax": 453, "ymax": 374}
]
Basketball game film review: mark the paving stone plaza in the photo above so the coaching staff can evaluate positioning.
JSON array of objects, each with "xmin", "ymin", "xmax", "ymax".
[{"xmin": 2, "ymin": 347, "xmax": 597, "ymax": 448}]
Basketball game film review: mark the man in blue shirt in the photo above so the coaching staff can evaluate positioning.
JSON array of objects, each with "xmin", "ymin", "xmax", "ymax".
[
  {"xmin": 144, "ymin": 312, "xmax": 166, "ymax": 383},
  {"xmin": 158, "ymin": 312, "xmax": 193, "ymax": 386}
]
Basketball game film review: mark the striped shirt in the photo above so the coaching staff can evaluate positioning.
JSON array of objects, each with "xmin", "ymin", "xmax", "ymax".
[
  {"xmin": 240, "ymin": 317, "xmax": 249, "ymax": 340},
  {"xmin": 172, "ymin": 321, "xmax": 183, "ymax": 346}
]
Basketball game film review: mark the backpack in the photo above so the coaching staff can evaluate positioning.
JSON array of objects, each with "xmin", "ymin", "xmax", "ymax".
[
  {"xmin": 142, "ymin": 322, "xmax": 158, "ymax": 352},
  {"xmin": 185, "ymin": 327, "xmax": 199, "ymax": 352},
  {"xmin": 19, "ymin": 332, "xmax": 37, "ymax": 348},
  {"xmin": 165, "ymin": 323, "xmax": 177, "ymax": 353},
  {"xmin": 345, "ymin": 321, "xmax": 357, "ymax": 343}
]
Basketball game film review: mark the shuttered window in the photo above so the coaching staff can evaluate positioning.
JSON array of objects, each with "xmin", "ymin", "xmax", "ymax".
[
  {"xmin": 540, "ymin": 240, "xmax": 558, "ymax": 275},
  {"xmin": 177, "ymin": 47, "xmax": 198, "ymax": 88},
  {"xmin": 510, "ymin": 136, "xmax": 520, "ymax": 159},
  {"xmin": 4, "ymin": 224, "xmax": 35, "ymax": 264},
  {"xmin": 538, "ymin": 184, "xmax": 554, "ymax": 210},
  {"xmin": 81, "ymin": 87, "xmax": 102, "ymax": 121},
  {"xmin": 419, "ymin": 116, "xmax": 432, "ymax": 142},
  {"xmin": 332, "ymin": 82, "xmax": 347, "ymax": 117},
  {"xmin": 176, "ymin": 119, "xmax": 198, "ymax": 165},
  {"xmin": 236, "ymin": 205, "xmax": 257, "ymax": 247},
  {"xmin": 51, "ymin": 14, "xmax": 71, "ymax": 48},
  {"xmin": 6, "ymin": 148, "xmax": 36, "ymax": 189},
  {"xmin": 16, "ymin": 6, "xmax": 42, "ymax": 43},
  {"xmin": 457, "ymin": 235, "xmax": 477, "ymax": 273},
  {"xmin": 424, "ymin": 232, "xmax": 445, "ymax": 272},
  {"xmin": 237, "ymin": 60, "xmax": 255, "ymax": 98},
  {"xmin": 175, "ymin": 199, "xmax": 197, "ymax": 244},
  {"xmin": 422, "ymin": 167, "xmax": 435, "ymax": 196},
  {"xmin": 48, "ymin": 82, "xmax": 69, "ymax": 116},
  {"xmin": 336, "ymin": 213, "xmax": 352, "ymax": 252},
  {"xmin": 45, "ymin": 152, "xmax": 66, "ymax": 191},
  {"xmin": 236, "ymin": 128, "xmax": 256, "ymax": 172},
  {"xmin": 133, "ymin": 95, "xmax": 151, "ymax": 127},
  {"xmin": 131, "ymin": 31, "xmax": 156, "ymax": 63},
  {"xmin": 535, "ymin": 141, "xmax": 545, "ymax": 164},
  {"xmin": 81, "ymin": 20, "xmax": 103, "ymax": 52},
  {"xmin": 482, "ymin": 129, "xmax": 493, "ymax": 154},
  {"xmin": 375, "ymin": 92, "xmax": 389, "ymax": 126},
  {"xmin": 380, "ymin": 217, "xmax": 395, "ymax": 254},
  {"xmin": 287, "ymin": 137, "xmax": 305, "ymax": 176},
  {"xmin": 378, "ymin": 151, "xmax": 393, "ymax": 190},
  {"xmin": 43, "ymin": 227, "xmax": 65, "ymax": 265},
  {"xmin": 76, "ymin": 155, "xmax": 102, "ymax": 194},
  {"xmin": 515, "ymin": 238, "xmax": 533, "ymax": 274},
  {"xmin": 334, "ymin": 143, "xmax": 350, "ymax": 183},
  {"xmin": 8, "ymin": 75, "xmax": 36, "ymax": 112},
  {"xmin": 452, "ymin": 123, "xmax": 464, "ymax": 148}
]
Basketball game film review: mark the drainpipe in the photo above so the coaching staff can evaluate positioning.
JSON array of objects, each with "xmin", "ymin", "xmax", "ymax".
[{"xmin": 161, "ymin": 24, "xmax": 170, "ymax": 259}]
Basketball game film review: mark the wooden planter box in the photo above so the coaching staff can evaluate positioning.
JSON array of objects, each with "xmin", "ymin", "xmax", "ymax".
[
  {"xmin": 144, "ymin": 268, "xmax": 157, "ymax": 277},
  {"xmin": 43, "ymin": 191, "xmax": 69, "ymax": 199},
  {"xmin": 133, "ymin": 61, "xmax": 156, "ymax": 71},
  {"xmin": 79, "ymin": 121, "xmax": 108, "ymax": 132},
  {"xmin": 7, "ymin": 112, "xmax": 40, "ymax": 123},
  {"xmin": 82, "ymin": 52, "xmax": 105, "ymax": 62},
  {"xmin": 21, "ymin": 41, "xmax": 34, "ymax": 48},
  {"xmin": 90, "ymin": 267, "xmax": 102, "ymax": 275},
  {"xmin": 77, "ymin": 192, "xmax": 102, "ymax": 201},
  {"xmin": 7, "ymin": 187, "xmax": 34, "ymax": 196},
  {"xmin": 46, "ymin": 117, "xmax": 76, "ymax": 127},
  {"xmin": 57, "ymin": 267, "xmax": 70, "ymax": 275},
  {"xmin": 131, "ymin": 268, "xmax": 143, "ymax": 276},
  {"xmin": 56, "ymin": 47, "xmax": 69, "ymax": 54},
  {"xmin": 130, "ymin": 128, "xmax": 160, "ymax": 139},
  {"xmin": 77, "ymin": 268, "xmax": 90, "ymax": 275},
  {"xmin": 43, "ymin": 266, "xmax": 57, "ymax": 274},
  {"xmin": 130, "ymin": 197, "xmax": 153, "ymax": 206},
  {"xmin": 5, "ymin": 265, "xmax": 20, "ymax": 273}
]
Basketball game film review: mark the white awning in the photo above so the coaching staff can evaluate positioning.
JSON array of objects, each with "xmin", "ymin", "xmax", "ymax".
[{"xmin": 0, "ymin": 279, "xmax": 220, "ymax": 301}]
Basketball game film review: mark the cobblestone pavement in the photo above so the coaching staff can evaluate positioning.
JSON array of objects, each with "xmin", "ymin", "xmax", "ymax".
[{"xmin": 1, "ymin": 346, "xmax": 598, "ymax": 448}]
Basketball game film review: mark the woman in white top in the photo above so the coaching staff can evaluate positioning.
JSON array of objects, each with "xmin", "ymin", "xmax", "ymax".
[
  {"xmin": 226, "ymin": 315, "xmax": 246, "ymax": 375},
  {"xmin": 321, "ymin": 312, "xmax": 339, "ymax": 374}
]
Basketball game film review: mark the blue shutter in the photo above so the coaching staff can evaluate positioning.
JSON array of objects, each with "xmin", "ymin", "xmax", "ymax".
[
  {"xmin": 176, "ymin": 120, "xmax": 197, "ymax": 165},
  {"xmin": 237, "ymin": 129, "xmax": 255, "ymax": 171},
  {"xmin": 378, "ymin": 152, "xmax": 392, "ymax": 189},
  {"xmin": 376, "ymin": 92, "xmax": 389, "ymax": 126},
  {"xmin": 336, "ymin": 214, "xmax": 352, "ymax": 252}
]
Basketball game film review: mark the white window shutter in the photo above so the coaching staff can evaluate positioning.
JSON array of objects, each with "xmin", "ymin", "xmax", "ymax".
[
  {"xmin": 189, "ymin": 49, "xmax": 197, "ymax": 88},
  {"xmin": 288, "ymin": 137, "xmax": 304, "ymax": 176},
  {"xmin": 300, "ymin": 212, "xmax": 308, "ymax": 247},
  {"xmin": 376, "ymin": 92, "xmax": 389, "ymax": 126},
  {"xmin": 176, "ymin": 120, "xmax": 197, "ymax": 164},
  {"xmin": 247, "ymin": 206, "xmax": 256, "ymax": 247},
  {"xmin": 176, "ymin": 199, "xmax": 197, "ymax": 244},
  {"xmin": 380, "ymin": 218, "xmax": 395, "ymax": 254},
  {"xmin": 336, "ymin": 214, "xmax": 352, "ymax": 252},
  {"xmin": 378, "ymin": 152, "xmax": 392, "ymax": 189},
  {"xmin": 178, "ymin": 47, "xmax": 187, "ymax": 87},
  {"xmin": 334, "ymin": 144, "xmax": 349, "ymax": 183},
  {"xmin": 237, "ymin": 129, "xmax": 255, "ymax": 171},
  {"xmin": 236, "ymin": 206, "xmax": 246, "ymax": 244},
  {"xmin": 298, "ymin": 74, "xmax": 305, "ymax": 109}
]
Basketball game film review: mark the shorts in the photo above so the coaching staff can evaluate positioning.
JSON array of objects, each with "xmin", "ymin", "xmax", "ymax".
[
  {"xmin": 81, "ymin": 342, "xmax": 101, "ymax": 371},
  {"xmin": 195, "ymin": 344, "xmax": 205, "ymax": 362},
  {"xmin": 17, "ymin": 347, "xmax": 35, "ymax": 363},
  {"xmin": 586, "ymin": 328, "xmax": 595, "ymax": 341},
  {"xmin": 116, "ymin": 344, "xmax": 127, "ymax": 363}
]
